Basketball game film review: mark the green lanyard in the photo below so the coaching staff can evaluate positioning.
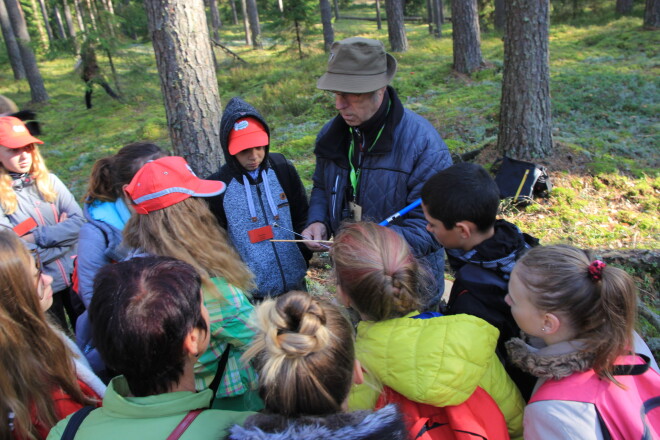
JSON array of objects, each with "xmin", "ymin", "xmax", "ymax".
[{"xmin": 348, "ymin": 123, "xmax": 385, "ymax": 197}]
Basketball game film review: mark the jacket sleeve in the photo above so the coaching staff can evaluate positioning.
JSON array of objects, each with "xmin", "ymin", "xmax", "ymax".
[
  {"xmin": 306, "ymin": 156, "xmax": 331, "ymax": 229},
  {"xmin": 283, "ymin": 159, "xmax": 314, "ymax": 263},
  {"xmin": 389, "ymin": 123, "xmax": 452, "ymax": 257},
  {"xmin": 206, "ymin": 170, "xmax": 229, "ymax": 230},
  {"xmin": 76, "ymin": 223, "xmax": 109, "ymax": 308},
  {"xmin": 32, "ymin": 175, "xmax": 83, "ymax": 248},
  {"xmin": 285, "ymin": 160, "xmax": 309, "ymax": 235}
]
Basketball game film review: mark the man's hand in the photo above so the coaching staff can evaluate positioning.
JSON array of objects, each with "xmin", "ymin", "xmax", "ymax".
[{"xmin": 301, "ymin": 222, "xmax": 328, "ymax": 251}]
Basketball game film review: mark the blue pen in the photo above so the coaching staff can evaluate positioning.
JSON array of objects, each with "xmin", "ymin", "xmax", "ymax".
[{"xmin": 378, "ymin": 198, "xmax": 422, "ymax": 226}]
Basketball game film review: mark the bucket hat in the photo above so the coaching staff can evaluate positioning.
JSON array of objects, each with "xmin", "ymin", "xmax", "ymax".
[
  {"xmin": 0, "ymin": 117, "xmax": 43, "ymax": 149},
  {"xmin": 125, "ymin": 156, "xmax": 226, "ymax": 214},
  {"xmin": 317, "ymin": 37, "xmax": 397, "ymax": 94}
]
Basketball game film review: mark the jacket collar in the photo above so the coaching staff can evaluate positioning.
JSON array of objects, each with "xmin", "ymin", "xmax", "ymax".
[{"xmin": 506, "ymin": 337, "xmax": 594, "ymax": 380}]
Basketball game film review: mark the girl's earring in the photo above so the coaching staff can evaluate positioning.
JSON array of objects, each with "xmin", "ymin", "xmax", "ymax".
[{"xmin": 541, "ymin": 327, "xmax": 546, "ymax": 332}]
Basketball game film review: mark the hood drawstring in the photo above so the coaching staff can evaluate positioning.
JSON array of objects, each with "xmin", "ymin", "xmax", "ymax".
[{"xmin": 242, "ymin": 170, "xmax": 279, "ymax": 222}]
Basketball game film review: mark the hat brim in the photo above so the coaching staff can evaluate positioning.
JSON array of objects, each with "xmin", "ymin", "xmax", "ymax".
[
  {"xmin": 192, "ymin": 179, "xmax": 226, "ymax": 198},
  {"xmin": 316, "ymin": 53, "xmax": 397, "ymax": 93},
  {"xmin": 2, "ymin": 136, "xmax": 44, "ymax": 149}
]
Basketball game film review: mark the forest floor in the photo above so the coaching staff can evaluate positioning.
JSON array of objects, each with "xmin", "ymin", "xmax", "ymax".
[{"xmin": 0, "ymin": 1, "xmax": 657, "ymax": 349}]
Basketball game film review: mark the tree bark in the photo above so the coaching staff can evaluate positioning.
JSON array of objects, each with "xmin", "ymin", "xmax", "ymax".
[
  {"xmin": 143, "ymin": 0, "xmax": 223, "ymax": 176},
  {"xmin": 240, "ymin": 0, "xmax": 251, "ymax": 45},
  {"xmin": 494, "ymin": 0, "xmax": 505, "ymax": 31},
  {"xmin": 208, "ymin": 0, "xmax": 221, "ymax": 40},
  {"xmin": 431, "ymin": 0, "xmax": 442, "ymax": 37},
  {"xmin": 37, "ymin": 0, "xmax": 54, "ymax": 42},
  {"xmin": 615, "ymin": 0, "xmax": 633, "ymax": 14},
  {"xmin": 62, "ymin": 0, "xmax": 79, "ymax": 53},
  {"xmin": 385, "ymin": 0, "xmax": 408, "ymax": 52},
  {"xmin": 451, "ymin": 0, "xmax": 482, "ymax": 74},
  {"xmin": 53, "ymin": 5, "xmax": 66, "ymax": 39},
  {"xmin": 83, "ymin": 0, "xmax": 97, "ymax": 30},
  {"xmin": 376, "ymin": 0, "xmax": 382, "ymax": 30},
  {"xmin": 0, "ymin": 0, "xmax": 26, "ymax": 79},
  {"xmin": 245, "ymin": 0, "xmax": 262, "ymax": 49},
  {"xmin": 319, "ymin": 0, "xmax": 334, "ymax": 51},
  {"xmin": 28, "ymin": 0, "xmax": 49, "ymax": 47},
  {"xmin": 497, "ymin": 0, "xmax": 552, "ymax": 159},
  {"xmin": 72, "ymin": 0, "xmax": 85, "ymax": 31},
  {"xmin": 229, "ymin": 0, "xmax": 238, "ymax": 25},
  {"xmin": 4, "ymin": 0, "xmax": 49, "ymax": 102},
  {"xmin": 644, "ymin": 0, "xmax": 660, "ymax": 28},
  {"xmin": 333, "ymin": 0, "xmax": 339, "ymax": 20}
]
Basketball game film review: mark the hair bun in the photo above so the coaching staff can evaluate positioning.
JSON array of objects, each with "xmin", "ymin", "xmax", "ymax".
[{"xmin": 270, "ymin": 291, "xmax": 331, "ymax": 357}]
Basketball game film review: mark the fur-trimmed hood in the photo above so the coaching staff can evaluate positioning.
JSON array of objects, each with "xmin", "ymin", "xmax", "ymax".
[
  {"xmin": 226, "ymin": 405, "xmax": 407, "ymax": 440},
  {"xmin": 506, "ymin": 337, "xmax": 595, "ymax": 380}
]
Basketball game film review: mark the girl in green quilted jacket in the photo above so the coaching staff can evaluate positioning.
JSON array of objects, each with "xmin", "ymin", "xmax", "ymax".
[{"xmin": 331, "ymin": 222, "xmax": 525, "ymax": 440}]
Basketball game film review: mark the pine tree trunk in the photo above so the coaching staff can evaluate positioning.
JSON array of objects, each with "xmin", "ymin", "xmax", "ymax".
[
  {"xmin": 83, "ymin": 0, "xmax": 97, "ymax": 30},
  {"xmin": 497, "ymin": 0, "xmax": 552, "ymax": 159},
  {"xmin": 72, "ymin": 0, "xmax": 85, "ymax": 31},
  {"xmin": 245, "ymin": 0, "xmax": 261, "ymax": 49},
  {"xmin": 451, "ymin": 0, "xmax": 482, "ymax": 74},
  {"xmin": 432, "ymin": 0, "xmax": 442, "ymax": 37},
  {"xmin": 319, "ymin": 0, "xmax": 334, "ymax": 51},
  {"xmin": 229, "ymin": 0, "xmax": 238, "ymax": 25},
  {"xmin": 62, "ymin": 0, "xmax": 79, "ymax": 53},
  {"xmin": 615, "ymin": 0, "xmax": 633, "ymax": 14},
  {"xmin": 4, "ymin": 0, "xmax": 49, "ymax": 102},
  {"xmin": 644, "ymin": 0, "xmax": 660, "ymax": 28},
  {"xmin": 385, "ymin": 0, "xmax": 408, "ymax": 52},
  {"xmin": 0, "ymin": 0, "xmax": 26, "ymax": 79},
  {"xmin": 333, "ymin": 0, "xmax": 339, "ymax": 20},
  {"xmin": 240, "ymin": 0, "xmax": 251, "ymax": 45},
  {"xmin": 143, "ymin": 0, "xmax": 224, "ymax": 176},
  {"xmin": 54, "ymin": 5, "xmax": 66, "ymax": 39},
  {"xmin": 376, "ymin": 0, "xmax": 382, "ymax": 30},
  {"xmin": 208, "ymin": 0, "xmax": 221, "ymax": 40},
  {"xmin": 494, "ymin": 0, "xmax": 505, "ymax": 31},
  {"xmin": 37, "ymin": 0, "xmax": 54, "ymax": 42},
  {"xmin": 28, "ymin": 0, "xmax": 49, "ymax": 48}
]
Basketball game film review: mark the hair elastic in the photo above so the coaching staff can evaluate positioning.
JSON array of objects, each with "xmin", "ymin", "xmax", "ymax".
[{"xmin": 588, "ymin": 260, "xmax": 606, "ymax": 281}]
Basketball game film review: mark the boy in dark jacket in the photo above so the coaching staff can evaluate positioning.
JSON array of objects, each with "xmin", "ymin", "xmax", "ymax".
[
  {"xmin": 207, "ymin": 97, "xmax": 311, "ymax": 300},
  {"xmin": 421, "ymin": 162, "xmax": 538, "ymax": 400}
]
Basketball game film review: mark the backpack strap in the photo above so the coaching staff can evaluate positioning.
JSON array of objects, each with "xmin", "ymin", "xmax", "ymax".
[
  {"xmin": 207, "ymin": 343, "xmax": 232, "ymax": 407},
  {"xmin": 166, "ymin": 409, "xmax": 204, "ymax": 440},
  {"xmin": 60, "ymin": 405, "xmax": 95, "ymax": 440}
]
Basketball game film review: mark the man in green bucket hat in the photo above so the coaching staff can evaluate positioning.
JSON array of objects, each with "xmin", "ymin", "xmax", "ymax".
[{"xmin": 302, "ymin": 37, "xmax": 453, "ymax": 309}]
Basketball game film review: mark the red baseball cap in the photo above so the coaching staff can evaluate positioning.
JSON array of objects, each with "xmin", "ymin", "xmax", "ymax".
[
  {"xmin": 0, "ymin": 116, "xmax": 43, "ymax": 149},
  {"xmin": 125, "ymin": 156, "xmax": 226, "ymax": 215},
  {"xmin": 228, "ymin": 117, "xmax": 268, "ymax": 155}
]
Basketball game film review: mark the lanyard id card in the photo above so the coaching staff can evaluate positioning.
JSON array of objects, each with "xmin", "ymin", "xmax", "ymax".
[
  {"xmin": 248, "ymin": 225, "xmax": 274, "ymax": 243},
  {"xmin": 349, "ymin": 202, "xmax": 362, "ymax": 222}
]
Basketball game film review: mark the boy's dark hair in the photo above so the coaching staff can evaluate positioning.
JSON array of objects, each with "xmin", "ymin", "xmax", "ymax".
[
  {"xmin": 89, "ymin": 256, "xmax": 207, "ymax": 396},
  {"xmin": 421, "ymin": 162, "xmax": 500, "ymax": 233}
]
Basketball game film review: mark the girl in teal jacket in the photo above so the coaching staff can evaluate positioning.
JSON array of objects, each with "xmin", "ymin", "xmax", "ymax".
[{"xmin": 331, "ymin": 222, "xmax": 525, "ymax": 440}]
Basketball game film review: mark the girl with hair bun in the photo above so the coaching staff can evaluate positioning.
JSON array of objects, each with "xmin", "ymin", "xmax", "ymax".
[
  {"xmin": 227, "ymin": 290, "xmax": 408, "ymax": 439},
  {"xmin": 505, "ymin": 244, "xmax": 660, "ymax": 439},
  {"xmin": 332, "ymin": 222, "xmax": 524, "ymax": 440}
]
